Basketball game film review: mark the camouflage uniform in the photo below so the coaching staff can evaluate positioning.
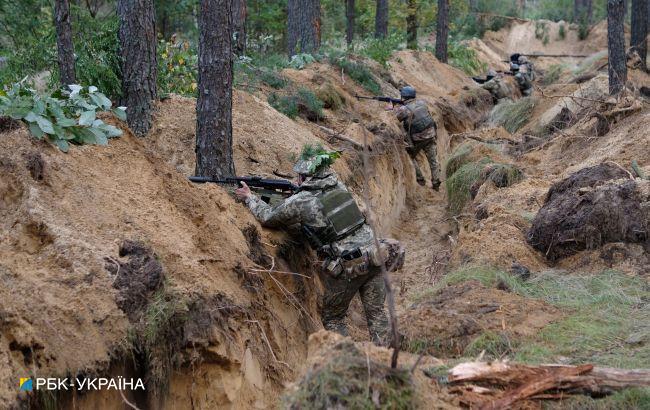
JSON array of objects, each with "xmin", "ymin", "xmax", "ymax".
[
  {"xmin": 515, "ymin": 57, "xmax": 535, "ymax": 96},
  {"xmin": 394, "ymin": 100, "xmax": 440, "ymax": 189},
  {"xmin": 482, "ymin": 76, "xmax": 511, "ymax": 102},
  {"xmin": 244, "ymin": 169, "xmax": 405, "ymax": 345}
]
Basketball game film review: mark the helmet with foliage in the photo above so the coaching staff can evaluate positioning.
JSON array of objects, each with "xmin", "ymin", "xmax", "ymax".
[
  {"xmin": 293, "ymin": 144, "xmax": 341, "ymax": 176},
  {"xmin": 400, "ymin": 86, "xmax": 416, "ymax": 100},
  {"xmin": 518, "ymin": 56, "xmax": 529, "ymax": 65}
]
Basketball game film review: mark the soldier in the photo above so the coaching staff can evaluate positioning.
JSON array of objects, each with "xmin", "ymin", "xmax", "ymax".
[
  {"xmin": 512, "ymin": 56, "xmax": 534, "ymax": 96},
  {"xmin": 390, "ymin": 86, "xmax": 441, "ymax": 190},
  {"xmin": 480, "ymin": 69, "xmax": 512, "ymax": 102},
  {"xmin": 234, "ymin": 144, "xmax": 405, "ymax": 345}
]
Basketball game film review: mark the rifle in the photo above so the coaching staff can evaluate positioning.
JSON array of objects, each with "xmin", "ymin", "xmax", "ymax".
[
  {"xmin": 355, "ymin": 95, "xmax": 405, "ymax": 105},
  {"xmin": 189, "ymin": 176, "xmax": 299, "ymax": 205}
]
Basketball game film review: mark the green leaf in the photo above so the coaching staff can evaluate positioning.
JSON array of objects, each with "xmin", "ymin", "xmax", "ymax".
[
  {"xmin": 90, "ymin": 93, "xmax": 111, "ymax": 110},
  {"xmin": 28, "ymin": 122, "xmax": 44, "ymax": 139},
  {"xmin": 54, "ymin": 139, "xmax": 69, "ymax": 152},
  {"xmin": 36, "ymin": 116, "xmax": 55, "ymax": 134},
  {"xmin": 78, "ymin": 128, "xmax": 97, "ymax": 144},
  {"xmin": 89, "ymin": 128, "xmax": 108, "ymax": 145},
  {"xmin": 33, "ymin": 100, "xmax": 46, "ymax": 115},
  {"xmin": 99, "ymin": 124, "xmax": 122, "ymax": 138},
  {"xmin": 55, "ymin": 117, "xmax": 77, "ymax": 127},
  {"xmin": 112, "ymin": 106, "xmax": 127, "ymax": 121},
  {"xmin": 24, "ymin": 111, "xmax": 39, "ymax": 122},
  {"xmin": 79, "ymin": 110, "xmax": 96, "ymax": 126}
]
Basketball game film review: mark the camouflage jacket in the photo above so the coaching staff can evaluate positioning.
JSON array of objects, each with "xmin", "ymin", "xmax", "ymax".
[
  {"xmin": 244, "ymin": 171, "xmax": 375, "ymax": 257},
  {"xmin": 482, "ymin": 77, "xmax": 511, "ymax": 100},
  {"xmin": 394, "ymin": 100, "xmax": 437, "ymax": 144}
]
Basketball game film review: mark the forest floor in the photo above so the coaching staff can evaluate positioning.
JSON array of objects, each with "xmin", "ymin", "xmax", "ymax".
[{"xmin": 0, "ymin": 18, "xmax": 648, "ymax": 410}]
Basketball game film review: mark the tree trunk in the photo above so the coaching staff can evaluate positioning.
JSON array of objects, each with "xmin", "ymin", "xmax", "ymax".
[
  {"xmin": 469, "ymin": 0, "xmax": 478, "ymax": 13},
  {"xmin": 54, "ymin": 0, "xmax": 76, "ymax": 86},
  {"xmin": 575, "ymin": 0, "xmax": 594, "ymax": 23},
  {"xmin": 195, "ymin": 0, "xmax": 235, "ymax": 178},
  {"xmin": 232, "ymin": 0, "xmax": 247, "ymax": 56},
  {"xmin": 608, "ymin": 0, "xmax": 627, "ymax": 94},
  {"xmin": 346, "ymin": 0, "xmax": 355, "ymax": 46},
  {"xmin": 375, "ymin": 0, "xmax": 388, "ymax": 39},
  {"xmin": 287, "ymin": 0, "xmax": 321, "ymax": 56},
  {"xmin": 631, "ymin": 0, "xmax": 648, "ymax": 69},
  {"xmin": 406, "ymin": 0, "xmax": 418, "ymax": 49},
  {"xmin": 435, "ymin": 0, "xmax": 449, "ymax": 62},
  {"xmin": 118, "ymin": 0, "xmax": 158, "ymax": 137}
]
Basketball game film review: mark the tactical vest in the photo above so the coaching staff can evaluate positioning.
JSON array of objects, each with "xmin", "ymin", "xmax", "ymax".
[
  {"xmin": 302, "ymin": 188, "xmax": 366, "ymax": 250},
  {"xmin": 403, "ymin": 100, "xmax": 435, "ymax": 135}
]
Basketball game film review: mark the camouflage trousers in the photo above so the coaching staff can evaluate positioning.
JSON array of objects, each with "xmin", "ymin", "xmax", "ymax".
[
  {"xmin": 318, "ymin": 239, "xmax": 404, "ymax": 346},
  {"xmin": 407, "ymin": 139, "xmax": 440, "ymax": 189}
]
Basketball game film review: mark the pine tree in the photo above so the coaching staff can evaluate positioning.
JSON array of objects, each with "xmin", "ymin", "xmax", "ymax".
[
  {"xmin": 232, "ymin": 0, "xmax": 247, "ymax": 56},
  {"xmin": 54, "ymin": 0, "xmax": 76, "ymax": 86},
  {"xmin": 435, "ymin": 0, "xmax": 449, "ymax": 62},
  {"xmin": 631, "ymin": 0, "xmax": 648, "ymax": 69},
  {"xmin": 608, "ymin": 0, "xmax": 627, "ymax": 94},
  {"xmin": 287, "ymin": 0, "xmax": 321, "ymax": 56},
  {"xmin": 375, "ymin": 0, "xmax": 388, "ymax": 39},
  {"xmin": 117, "ymin": 0, "xmax": 158, "ymax": 136},
  {"xmin": 195, "ymin": 0, "xmax": 235, "ymax": 178},
  {"xmin": 406, "ymin": 0, "xmax": 418, "ymax": 49},
  {"xmin": 346, "ymin": 0, "xmax": 355, "ymax": 46}
]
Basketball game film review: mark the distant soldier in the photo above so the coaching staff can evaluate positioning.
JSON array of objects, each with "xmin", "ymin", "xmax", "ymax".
[
  {"xmin": 390, "ymin": 86, "xmax": 441, "ymax": 190},
  {"xmin": 479, "ymin": 69, "xmax": 512, "ymax": 102},
  {"xmin": 235, "ymin": 144, "xmax": 405, "ymax": 345},
  {"xmin": 511, "ymin": 55, "xmax": 535, "ymax": 96}
]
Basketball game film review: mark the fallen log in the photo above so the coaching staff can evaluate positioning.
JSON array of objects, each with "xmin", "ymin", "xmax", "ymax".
[
  {"xmin": 447, "ymin": 361, "xmax": 650, "ymax": 408},
  {"xmin": 316, "ymin": 125, "xmax": 364, "ymax": 150}
]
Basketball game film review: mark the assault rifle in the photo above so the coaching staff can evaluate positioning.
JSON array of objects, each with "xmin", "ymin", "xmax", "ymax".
[
  {"xmin": 472, "ymin": 71, "xmax": 515, "ymax": 84},
  {"xmin": 189, "ymin": 176, "xmax": 299, "ymax": 205},
  {"xmin": 354, "ymin": 95, "xmax": 405, "ymax": 105}
]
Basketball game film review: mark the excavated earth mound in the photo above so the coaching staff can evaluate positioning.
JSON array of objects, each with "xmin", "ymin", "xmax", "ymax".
[{"xmin": 528, "ymin": 163, "xmax": 649, "ymax": 262}]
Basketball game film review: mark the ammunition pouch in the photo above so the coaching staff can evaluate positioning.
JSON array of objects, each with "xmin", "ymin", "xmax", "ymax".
[{"xmin": 321, "ymin": 247, "xmax": 370, "ymax": 278}]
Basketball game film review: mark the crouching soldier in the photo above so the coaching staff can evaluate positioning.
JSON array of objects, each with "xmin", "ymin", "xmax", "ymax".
[
  {"xmin": 391, "ymin": 86, "xmax": 441, "ymax": 190},
  {"xmin": 480, "ymin": 69, "xmax": 512, "ymax": 102},
  {"xmin": 235, "ymin": 145, "xmax": 405, "ymax": 345}
]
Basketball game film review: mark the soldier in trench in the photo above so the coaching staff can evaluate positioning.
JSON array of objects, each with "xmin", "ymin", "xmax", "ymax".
[
  {"xmin": 235, "ymin": 144, "xmax": 405, "ymax": 345},
  {"xmin": 388, "ymin": 86, "xmax": 441, "ymax": 191}
]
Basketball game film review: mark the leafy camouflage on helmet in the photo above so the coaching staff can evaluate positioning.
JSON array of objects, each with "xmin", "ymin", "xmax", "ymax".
[{"xmin": 293, "ymin": 144, "xmax": 341, "ymax": 175}]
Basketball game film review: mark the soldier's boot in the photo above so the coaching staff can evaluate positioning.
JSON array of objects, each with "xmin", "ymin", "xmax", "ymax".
[{"xmin": 359, "ymin": 272, "xmax": 389, "ymax": 346}]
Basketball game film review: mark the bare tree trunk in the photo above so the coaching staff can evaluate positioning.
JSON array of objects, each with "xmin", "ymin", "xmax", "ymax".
[
  {"xmin": 631, "ymin": 0, "xmax": 648, "ymax": 69},
  {"xmin": 287, "ymin": 0, "xmax": 321, "ymax": 56},
  {"xmin": 232, "ymin": 0, "xmax": 247, "ymax": 56},
  {"xmin": 54, "ymin": 0, "xmax": 76, "ymax": 86},
  {"xmin": 575, "ymin": 0, "xmax": 594, "ymax": 23},
  {"xmin": 375, "ymin": 0, "xmax": 388, "ymax": 39},
  {"xmin": 346, "ymin": 0, "xmax": 355, "ymax": 46},
  {"xmin": 608, "ymin": 0, "xmax": 627, "ymax": 94},
  {"xmin": 196, "ymin": 0, "xmax": 235, "ymax": 178},
  {"xmin": 435, "ymin": 0, "xmax": 449, "ymax": 62},
  {"xmin": 118, "ymin": 0, "xmax": 158, "ymax": 137},
  {"xmin": 406, "ymin": 0, "xmax": 418, "ymax": 49}
]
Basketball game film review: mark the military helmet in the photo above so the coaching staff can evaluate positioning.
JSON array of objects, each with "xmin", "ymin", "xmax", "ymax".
[
  {"xmin": 510, "ymin": 62, "xmax": 520, "ymax": 72},
  {"xmin": 293, "ymin": 144, "xmax": 341, "ymax": 176},
  {"xmin": 400, "ymin": 86, "xmax": 416, "ymax": 100},
  {"xmin": 487, "ymin": 69, "xmax": 497, "ymax": 78},
  {"xmin": 510, "ymin": 53, "xmax": 521, "ymax": 63}
]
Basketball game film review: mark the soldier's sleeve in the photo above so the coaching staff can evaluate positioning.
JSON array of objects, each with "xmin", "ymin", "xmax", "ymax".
[
  {"xmin": 244, "ymin": 191, "xmax": 314, "ymax": 228},
  {"xmin": 394, "ymin": 105, "xmax": 409, "ymax": 121}
]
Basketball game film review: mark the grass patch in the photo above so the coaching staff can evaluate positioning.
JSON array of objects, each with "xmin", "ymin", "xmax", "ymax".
[
  {"xmin": 445, "ymin": 157, "xmax": 493, "ymax": 214},
  {"xmin": 545, "ymin": 388, "xmax": 650, "ymax": 409},
  {"xmin": 447, "ymin": 42, "xmax": 488, "ymax": 76},
  {"xmin": 489, "ymin": 97, "xmax": 537, "ymax": 133},
  {"xmin": 464, "ymin": 331, "xmax": 515, "ymax": 360},
  {"xmin": 430, "ymin": 267, "xmax": 650, "ymax": 369},
  {"xmin": 259, "ymin": 69, "xmax": 289, "ymax": 89},
  {"xmin": 284, "ymin": 341, "xmax": 414, "ymax": 409},
  {"xmin": 316, "ymin": 83, "xmax": 344, "ymax": 110},
  {"xmin": 543, "ymin": 64, "xmax": 566, "ymax": 86}
]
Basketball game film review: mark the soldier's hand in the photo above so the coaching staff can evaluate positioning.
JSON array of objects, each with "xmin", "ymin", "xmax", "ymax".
[
  {"xmin": 385, "ymin": 102, "xmax": 394, "ymax": 111},
  {"xmin": 235, "ymin": 182, "xmax": 252, "ymax": 201}
]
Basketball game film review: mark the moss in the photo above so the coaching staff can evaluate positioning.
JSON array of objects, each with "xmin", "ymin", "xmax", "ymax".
[{"xmin": 284, "ymin": 341, "xmax": 414, "ymax": 409}]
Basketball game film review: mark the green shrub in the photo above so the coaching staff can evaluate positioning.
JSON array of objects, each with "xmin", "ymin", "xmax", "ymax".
[
  {"xmin": 578, "ymin": 20, "xmax": 590, "ymax": 40},
  {"xmin": 542, "ymin": 64, "xmax": 565, "ymax": 86},
  {"xmin": 447, "ymin": 42, "xmax": 487, "ymax": 76},
  {"xmin": 445, "ymin": 157, "xmax": 493, "ymax": 214},
  {"xmin": 361, "ymin": 33, "xmax": 404, "ymax": 66},
  {"xmin": 158, "ymin": 37, "xmax": 198, "ymax": 96},
  {"xmin": 288, "ymin": 53, "xmax": 317, "ymax": 70},
  {"xmin": 259, "ymin": 70, "xmax": 289, "ymax": 89},
  {"xmin": 329, "ymin": 54, "xmax": 381, "ymax": 94},
  {"xmin": 316, "ymin": 83, "xmax": 344, "ymax": 110},
  {"xmin": 268, "ymin": 87, "xmax": 324, "ymax": 121},
  {"xmin": 0, "ymin": 83, "xmax": 125, "ymax": 152}
]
